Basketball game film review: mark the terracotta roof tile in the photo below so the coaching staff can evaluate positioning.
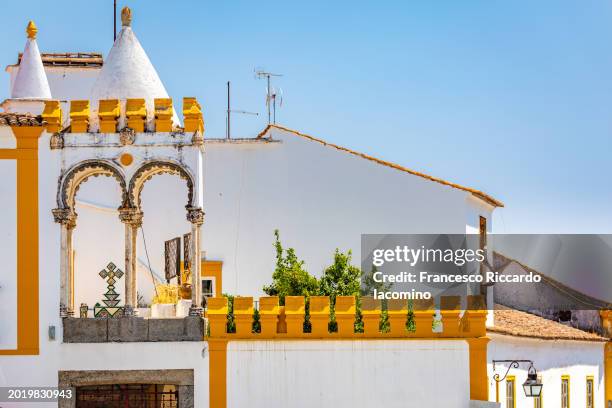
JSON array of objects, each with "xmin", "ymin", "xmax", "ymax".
[
  {"xmin": 489, "ymin": 305, "xmax": 607, "ymax": 342},
  {"xmin": 257, "ymin": 124, "xmax": 503, "ymax": 207},
  {"xmin": 0, "ymin": 112, "xmax": 46, "ymax": 127},
  {"xmin": 14, "ymin": 52, "xmax": 103, "ymax": 68}
]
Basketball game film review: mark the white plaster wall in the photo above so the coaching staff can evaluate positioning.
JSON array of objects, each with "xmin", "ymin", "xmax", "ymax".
[
  {"xmin": 0, "ymin": 342, "xmax": 209, "ymax": 408},
  {"xmin": 0, "ymin": 160, "xmax": 17, "ymax": 349},
  {"xmin": 227, "ymin": 340, "xmax": 470, "ymax": 408},
  {"xmin": 488, "ymin": 334, "xmax": 606, "ymax": 407},
  {"xmin": 202, "ymin": 127, "xmax": 491, "ymax": 296}
]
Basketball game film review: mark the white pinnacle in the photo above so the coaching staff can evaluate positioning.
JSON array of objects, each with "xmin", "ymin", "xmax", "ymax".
[{"xmin": 10, "ymin": 21, "xmax": 52, "ymax": 100}]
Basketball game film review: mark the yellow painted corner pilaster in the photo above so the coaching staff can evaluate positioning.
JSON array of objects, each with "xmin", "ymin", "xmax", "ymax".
[
  {"xmin": 209, "ymin": 338, "xmax": 227, "ymax": 408},
  {"xmin": 0, "ymin": 126, "xmax": 43, "ymax": 355},
  {"xmin": 467, "ymin": 336, "xmax": 490, "ymax": 401}
]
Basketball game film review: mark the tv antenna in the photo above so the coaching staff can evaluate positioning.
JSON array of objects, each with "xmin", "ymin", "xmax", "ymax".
[
  {"xmin": 255, "ymin": 69, "xmax": 283, "ymax": 124},
  {"xmin": 226, "ymin": 81, "xmax": 258, "ymax": 139}
]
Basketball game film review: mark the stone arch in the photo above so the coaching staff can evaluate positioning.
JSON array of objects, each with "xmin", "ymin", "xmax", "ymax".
[
  {"xmin": 57, "ymin": 159, "xmax": 129, "ymax": 211},
  {"xmin": 128, "ymin": 160, "xmax": 195, "ymax": 210}
]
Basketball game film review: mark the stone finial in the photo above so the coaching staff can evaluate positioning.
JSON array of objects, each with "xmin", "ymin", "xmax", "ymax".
[
  {"xmin": 26, "ymin": 21, "xmax": 37, "ymax": 39},
  {"xmin": 121, "ymin": 6, "xmax": 132, "ymax": 27}
]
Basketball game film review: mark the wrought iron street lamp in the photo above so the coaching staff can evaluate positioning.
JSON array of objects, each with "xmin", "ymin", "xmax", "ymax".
[{"xmin": 492, "ymin": 360, "xmax": 543, "ymax": 398}]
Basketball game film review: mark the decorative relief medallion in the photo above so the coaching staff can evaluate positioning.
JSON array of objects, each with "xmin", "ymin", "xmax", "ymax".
[{"xmin": 119, "ymin": 127, "xmax": 136, "ymax": 146}]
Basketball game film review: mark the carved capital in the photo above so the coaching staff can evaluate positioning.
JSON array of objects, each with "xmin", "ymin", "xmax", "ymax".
[
  {"xmin": 50, "ymin": 132, "xmax": 64, "ymax": 150},
  {"xmin": 52, "ymin": 208, "xmax": 76, "ymax": 228},
  {"xmin": 118, "ymin": 207, "xmax": 143, "ymax": 226},
  {"xmin": 186, "ymin": 207, "xmax": 205, "ymax": 225}
]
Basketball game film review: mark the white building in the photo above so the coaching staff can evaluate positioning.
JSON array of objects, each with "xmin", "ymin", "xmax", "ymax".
[{"xmin": 0, "ymin": 7, "xmax": 609, "ymax": 408}]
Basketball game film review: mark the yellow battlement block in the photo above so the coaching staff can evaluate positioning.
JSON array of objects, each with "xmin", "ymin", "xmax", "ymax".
[
  {"xmin": 154, "ymin": 98, "xmax": 173, "ymax": 132},
  {"xmin": 98, "ymin": 99, "xmax": 120, "ymax": 133},
  {"xmin": 309, "ymin": 296, "xmax": 330, "ymax": 336},
  {"xmin": 70, "ymin": 100, "xmax": 90, "ymax": 133},
  {"xmin": 412, "ymin": 299, "xmax": 435, "ymax": 337},
  {"xmin": 360, "ymin": 296, "xmax": 381, "ymax": 336},
  {"xmin": 284, "ymin": 296, "xmax": 305, "ymax": 337},
  {"xmin": 460, "ymin": 296, "xmax": 488, "ymax": 337},
  {"xmin": 42, "ymin": 100, "xmax": 62, "ymax": 133},
  {"xmin": 183, "ymin": 97, "xmax": 204, "ymax": 133},
  {"xmin": 233, "ymin": 297, "xmax": 253, "ymax": 336},
  {"xmin": 125, "ymin": 98, "xmax": 146, "ymax": 132},
  {"xmin": 439, "ymin": 295, "xmax": 462, "ymax": 337},
  {"xmin": 387, "ymin": 299, "xmax": 408, "ymax": 336},
  {"xmin": 259, "ymin": 297, "xmax": 279, "ymax": 337},
  {"xmin": 335, "ymin": 296, "xmax": 356, "ymax": 336},
  {"xmin": 207, "ymin": 297, "xmax": 228, "ymax": 338}
]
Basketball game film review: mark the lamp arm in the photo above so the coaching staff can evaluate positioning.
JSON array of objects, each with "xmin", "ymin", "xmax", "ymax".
[{"xmin": 493, "ymin": 361, "xmax": 520, "ymax": 382}]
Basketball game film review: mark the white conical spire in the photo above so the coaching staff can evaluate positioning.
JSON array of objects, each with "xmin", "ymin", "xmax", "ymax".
[
  {"xmin": 10, "ymin": 21, "xmax": 52, "ymax": 99},
  {"xmin": 90, "ymin": 7, "xmax": 179, "ymax": 130}
]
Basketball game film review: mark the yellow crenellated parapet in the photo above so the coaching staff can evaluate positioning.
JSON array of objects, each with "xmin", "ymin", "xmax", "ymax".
[
  {"xmin": 154, "ymin": 98, "xmax": 174, "ymax": 132},
  {"xmin": 207, "ymin": 297, "xmax": 228, "ymax": 338},
  {"xmin": 335, "ymin": 296, "xmax": 356, "ymax": 336},
  {"xmin": 42, "ymin": 100, "xmax": 62, "ymax": 133},
  {"xmin": 360, "ymin": 296, "xmax": 381, "ymax": 336},
  {"xmin": 309, "ymin": 296, "xmax": 330, "ymax": 336},
  {"xmin": 412, "ymin": 298, "xmax": 435, "ymax": 337},
  {"xmin": 460, "ymin": 295, "xmax": 488, "ymax": 338},
  {"xmin": 70, "ymin": 100, "xmax": 90, "ymax": 133},
  {"xmin": 440, "ymin": 296, "xmax": 462, "ymax": 338},
  {"xmin": 183, "ymin": 97, "xmax": 204, "ymax": 133},
  {"xmin": 284, "ymin": 296, "xmax": 305, "ymax": 337},
  {"xmin": 387, "ymin": 299, "xmax": 408, "ymax": 337},
  {"xmin": 126, "ymin": 98, "xmax": 146, "ymax": 132},
  {"xmin": 98, "ymin": 99, "xmax": 120, "ymax": 133},
  {"xmin": 233, "ymin": 297, "xmax": 254, "ymax": 337},
  {"xmin": 259, "ymin": 296, "xmax": 280, "ymax": 337},
  {"xmin": 205, "ymin": 295, "xmax": 489, "ymax": 340}
]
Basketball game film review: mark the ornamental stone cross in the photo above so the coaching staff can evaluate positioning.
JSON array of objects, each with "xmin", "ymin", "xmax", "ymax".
[{"xmin": 94, "ymin": 262, "xmax": 125, "ymax": 318}]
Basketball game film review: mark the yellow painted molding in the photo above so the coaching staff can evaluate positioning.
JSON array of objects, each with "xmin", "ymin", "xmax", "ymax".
[
  {"xmin": 69, "ymin": 100, "xmax": 89, "ymax": 133},
  {"xmin": 98, "ymin": 99, "xmax": 120, "ymax": 133},
  {"xmin": 183, "ymin": 97, "xmax": 204, "ymax": 133},
  {"xmin": 154, "ymin": 98, "xmax": 173, "ymax": 132},
  {"xmin": 0, "ymin": 126, "xmax": 43, "ymax": 355},
  {"xmin": 125, "ymin": 98, "xmax": 146, "ymax": 132},
  {"xmin": 42, "ymin": 100, "xmax": 62, "ymax": 133},
  {"xmin": 467, "ymin": 336, "xmax": 490, "ymax": 401}
]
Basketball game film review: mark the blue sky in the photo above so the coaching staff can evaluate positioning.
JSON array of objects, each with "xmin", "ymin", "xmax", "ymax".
[{"xmin": 1, "ymin": 1, "xmax": 611, "ymax": 233}]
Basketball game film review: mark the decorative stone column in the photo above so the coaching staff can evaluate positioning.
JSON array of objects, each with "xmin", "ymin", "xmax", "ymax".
[
  {"xmin": 118, "ymin": 207, "xmax": 143, "ymax": 316},
  {"xmin": 52, "ymin": 208, "xmax": 76, "ymax": 317},
  {"xmin": 186, "ymin": 207, "xmax": 204, "ymax": 316}
]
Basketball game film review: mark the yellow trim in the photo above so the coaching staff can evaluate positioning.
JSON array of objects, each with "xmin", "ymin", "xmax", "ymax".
[
  {"xmin": 586, "ymin": 376, "xmax": 594, "ymax": 408},
  {"xmin": 496, "ymin": 380, "xmax": 499, "ymax": 403},
  {"xmin": 0, "ymin": 126, "xmax": 43, "ymax": 355},
  {"xmin": 606, "ymin": 342, "xmax": 612, "ymax": 408},
  {"xmin": 467, "ymin": 337, "xmax": 490, "ymax": 401},
  {"xmin": 208, "ymin": 339, "xmax": 227, "ymax": 408},
  {"xmin": 202, "ymin": 261, "xmax": 223, "ymax": 297},
  {"xmin": 561, "ymin": 375, "xmax": 570, "ymax": 408},
  {"xmin": 506, "ymin": 376, "xmax": 516, "ymax": 408}
]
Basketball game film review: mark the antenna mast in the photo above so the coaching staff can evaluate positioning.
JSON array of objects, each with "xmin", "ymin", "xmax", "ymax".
[
  {"xmin": 255, "ymin": 70, "xmax": 283, "ymax": 125},
  {"xmin": 226, "ymin": 81, "xmax": 258, "ymax": 139}
]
